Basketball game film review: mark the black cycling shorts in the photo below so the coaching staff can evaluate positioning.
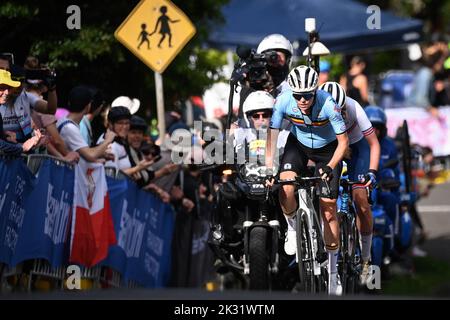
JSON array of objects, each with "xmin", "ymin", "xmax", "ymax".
[{"xmin": 279, "ymin": 133, "xmax": 342, "ymax": 199}]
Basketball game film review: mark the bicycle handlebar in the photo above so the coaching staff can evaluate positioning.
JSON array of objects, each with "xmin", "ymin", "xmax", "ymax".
[
  {"xmin": 277, "ymin": 176, "xmax": 331, "ymax": 194},
  {"xmin": 340, "ymin": 178, "xmax": 374, "ymax": 205}
]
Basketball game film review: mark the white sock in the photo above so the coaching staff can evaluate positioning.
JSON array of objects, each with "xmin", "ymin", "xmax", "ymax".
[
  {"xmin": 361, "ymin": 234, "xmax": 373, "ymax": 263},
  {"xmin": 284, "ymin": 213, "xmax": 296, "ymax": 231},
  {"xmin": 327, "ymin": 248, "xmax": 339, "ymax": 274}
]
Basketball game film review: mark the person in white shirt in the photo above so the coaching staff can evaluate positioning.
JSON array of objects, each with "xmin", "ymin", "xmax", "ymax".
[
  {"xmin": 97, "ymin": 106, "xmax": 154, "ymax": 177},
  {"xmin": 97, "ymin": 106, "xmax": 131, "ymax": 171},
  {"xmin": 57, "ymin": 86, "xmax": 116, "ymax": 162}
]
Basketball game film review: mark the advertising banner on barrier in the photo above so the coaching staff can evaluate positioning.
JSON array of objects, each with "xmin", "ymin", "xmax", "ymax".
[
  {"xmin": 102, "ymin": 176, "xmax": 129, "ymax": 276},
  {"xmin": 124, "ymin": 183, "xmax": 174, "ymax": 287},
  {"xmin": 386, "ymin": 106, "xmax": 450, "ymax": 157},
  {"xmin": 12, "ymin": 159, "xmax": 74, "ymax": 267},
  {"xmin": 105, "ymin": 178, "xmax": 175, "ymax": 288},
  {"xmin": 0, "ymin": 158, "xmax": 35, "ymax": 265},
  {"xmin": 1, "ymin": 158, "xmax": 175, "ymax": 287}
]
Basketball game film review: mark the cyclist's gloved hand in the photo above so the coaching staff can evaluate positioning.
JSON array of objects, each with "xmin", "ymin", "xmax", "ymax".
[
  {"xmin": 363, "ymin": 169, "xmax": 378, "ymax": 187},
  {"xmin": 318, "ymin": 165, "xmax": 333, "ymax": 181}
]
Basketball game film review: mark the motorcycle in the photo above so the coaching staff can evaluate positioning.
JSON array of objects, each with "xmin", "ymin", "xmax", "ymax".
[{"xmin": 206, "ymin": 162, "xmax": 283, "ymax": 290}]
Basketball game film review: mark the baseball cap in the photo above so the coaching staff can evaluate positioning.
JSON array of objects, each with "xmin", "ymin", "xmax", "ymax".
[
  {"xmin": 0, "ymin": 69, "xmax": 21, "ymax": 87},
  {"xmin": 319, "ymin": 60, "xmax": 331, "ymax": 72},
  {"xmin": 320, "ymin": 60, "xmax": 331, "ymax": 73}
]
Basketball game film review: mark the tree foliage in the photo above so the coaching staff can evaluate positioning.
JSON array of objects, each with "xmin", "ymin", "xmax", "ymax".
[{"xmin": 0, "ymin": 0, "xmax": 230, "ymax": 114}]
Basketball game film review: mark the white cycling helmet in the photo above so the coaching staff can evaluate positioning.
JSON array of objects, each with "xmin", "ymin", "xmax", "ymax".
[
  {"xmin": 288, "ymin": 65, "xmax": 319, "ymax": 94},
  {"xmin": 257, "ymin": 34, "xmax": 294, "ymax": 56},
  {"xmin": 242, "ymin": 91, "xmax": 274, "ymax": 127},
  {"xmin": 318, "ymin": 81, "xmax": 347, "ymax": 108}
]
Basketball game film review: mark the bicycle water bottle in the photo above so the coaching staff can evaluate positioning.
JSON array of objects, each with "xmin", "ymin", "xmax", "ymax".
[{"xmin": 340, "ymin": 191, "xmax": 349, "ymax": 213}]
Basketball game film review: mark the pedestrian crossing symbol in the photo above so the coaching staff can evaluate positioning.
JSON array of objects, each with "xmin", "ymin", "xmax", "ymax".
[{"xmin": 115, "ymin": 0, "xmax": 196, "ymax": 73}]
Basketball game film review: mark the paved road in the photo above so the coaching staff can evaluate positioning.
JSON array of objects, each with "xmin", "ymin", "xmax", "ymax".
[{"xmin": 417, "ymin": 182, "xmax": 450, "ymax": 264}]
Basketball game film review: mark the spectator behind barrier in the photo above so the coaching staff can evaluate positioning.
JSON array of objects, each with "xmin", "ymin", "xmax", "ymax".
[
  {"xmin": 0, "ymin": 56, "xmax": 57, "ymax": 144},
  {"xmin": 24, "ymin": 57, "xmax": 79, "ymax": 163},
  {"xmin": 80, "ymin": 88, "xmax": 106, "ymax": 147},
  {"xmin": 319, "ymin": 60, "xmax": 331, "ymax": 85},
  {"xmin": 129, "ymin": 116, "xmax": 179, "ymax": 186},
  {"xmin": 0, "ymin": 69, "xmax": 42, "ymax": 154},
  {"xmin": 340, "ymin": 56, "xmax": 369, "ymax": 107},
  {"xmin": 57, "ymin": 85, "xmax": 116, "ymax": 163},
  {"xmin": 407, "ymin": 41, "xmax": 449, "ymax": 112},
  {"xmin": 98, "ymin": 107, "xmax": 156, "ymax": 178}
]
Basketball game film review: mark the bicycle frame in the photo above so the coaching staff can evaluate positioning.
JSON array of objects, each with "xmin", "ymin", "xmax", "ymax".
[{"xmin": 297, "ymin": 184, "xmax": 323, "ymax": 276}]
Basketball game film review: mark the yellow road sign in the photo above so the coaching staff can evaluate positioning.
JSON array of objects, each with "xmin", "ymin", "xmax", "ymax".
[{"xmin": 115, "ymin": 0, "xmax": 196, "ymax": 73}]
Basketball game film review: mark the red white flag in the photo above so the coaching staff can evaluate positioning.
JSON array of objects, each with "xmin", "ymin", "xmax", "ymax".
[{"xmin": 70, "ymin": 160, "xmax": 116, "ymax": 267}]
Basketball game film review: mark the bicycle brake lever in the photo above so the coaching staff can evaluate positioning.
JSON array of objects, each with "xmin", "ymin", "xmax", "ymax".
[{"xmin": 324, "ymin": 180, "xmax": 331, "ymax": 195}]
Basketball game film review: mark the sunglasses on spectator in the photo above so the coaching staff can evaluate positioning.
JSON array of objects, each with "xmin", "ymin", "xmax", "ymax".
[
  {"xmin": 293, "ymin": 92, "xmax": 315, "ymax": 101},
  {"xmin": 250, "ymin": 111, "xmax": 272, "ymax": 120}
]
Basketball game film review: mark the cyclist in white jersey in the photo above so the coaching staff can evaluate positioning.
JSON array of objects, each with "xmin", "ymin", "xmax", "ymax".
[{"xmin": 319, "ymin": 82, "xmax": 380, "ymax": 285}]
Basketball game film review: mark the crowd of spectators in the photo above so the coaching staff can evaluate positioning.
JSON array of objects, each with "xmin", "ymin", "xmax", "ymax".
[{"xmin": 0, "ymin": 53, "xmax": 221, "ymax": 287}]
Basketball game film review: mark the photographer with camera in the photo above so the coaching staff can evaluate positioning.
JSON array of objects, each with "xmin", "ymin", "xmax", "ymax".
[
  {"xmin": 22, "ymin": 57, "xmax": 79, "ymax": 162},
  {"xmin": 235, "ymin": 34, "xmax": 293, "ymax": 119},
  {"xmin": 0, "ymin": 56, "xmax": 57, "ymax": 144},
  {"xmin": 23, "ymin": 56, "xmax": 58, "ymax": 115},
  {"xmin": 1, "ymin": 69, "xmax": 43, "ymax": 155}
]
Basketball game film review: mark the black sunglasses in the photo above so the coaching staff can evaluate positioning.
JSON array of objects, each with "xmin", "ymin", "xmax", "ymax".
[
  {"xmin": 293, "ymin": 92, "xmax": 315, "ymax": 101},
  {"xmin": 250, "ymin": 111, "xmax": 271, "ymax": 120}
]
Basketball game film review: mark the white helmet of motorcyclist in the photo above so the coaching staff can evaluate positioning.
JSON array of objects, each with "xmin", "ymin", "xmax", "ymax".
[{"xmin": 242, "ymin": 90, "xmax": 274, "ymax": 128}]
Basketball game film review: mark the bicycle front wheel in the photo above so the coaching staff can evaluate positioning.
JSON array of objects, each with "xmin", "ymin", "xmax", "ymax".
[{"xmin": 296, "ymin": 210, "xmax": 315, "ymax": 292}]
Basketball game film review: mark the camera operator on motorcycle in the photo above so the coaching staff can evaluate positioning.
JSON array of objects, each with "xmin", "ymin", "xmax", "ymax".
[
  {"xmin": 237, "ymin": 34, "xmax": 294, "ymax": 118},
  {"xmin": 266, "ymin": 66, "xmax": 349, "ymax": 295},
  {"xmin": 318, "ymin": 82, "xmax": 380, "ymax": 286}
]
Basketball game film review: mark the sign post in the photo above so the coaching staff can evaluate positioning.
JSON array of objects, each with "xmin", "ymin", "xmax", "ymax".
[
  {"xmin": 115, "ymin": 0, "xmax": 196, "ymax": 141},
  {"xmin": 154, "ymin": 72, "xmax": 165, "ymax": 141}
]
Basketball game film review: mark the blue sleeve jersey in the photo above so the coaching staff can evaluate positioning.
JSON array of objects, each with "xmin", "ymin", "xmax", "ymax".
[
  {"xmin": 270, "ymin": 89, "xmax": 346, "ymax": 149},
  {"xmin": 380, "ymin": 136, "xmax": 401, "ymax": 180}
]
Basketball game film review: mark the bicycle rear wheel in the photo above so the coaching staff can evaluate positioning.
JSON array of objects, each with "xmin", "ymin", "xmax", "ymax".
[
  {"xmin": 339, "ymin": 213, "xmax": 350, "ymax": 293},
  {"xmin": 346, "ymin": 213, "xmax": 361, "ymax": 294}
]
